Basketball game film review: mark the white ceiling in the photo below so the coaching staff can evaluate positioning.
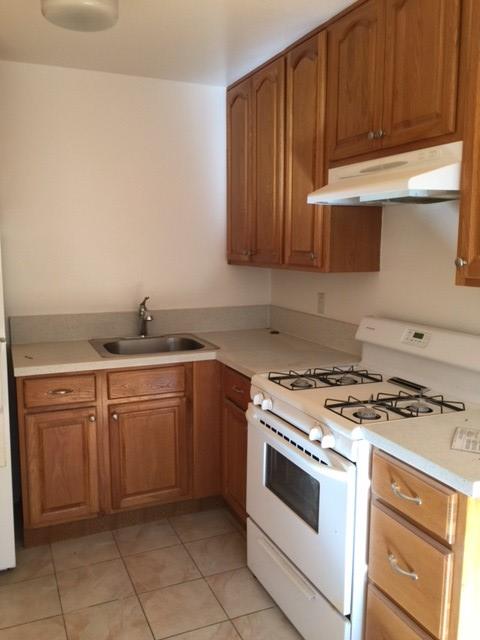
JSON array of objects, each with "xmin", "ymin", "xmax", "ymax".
[{"xmin": 0, "ymin": 0, "xmax": 352, "ymax": 86}]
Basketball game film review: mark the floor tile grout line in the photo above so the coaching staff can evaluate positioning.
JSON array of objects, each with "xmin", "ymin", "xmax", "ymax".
[
  {"xmin": 117, "ymin": 544, "xmax": 156, "ymax": 640},
  {"xmin": 0, "ymin": 613, "xmax": 67, "ymax": 634}
]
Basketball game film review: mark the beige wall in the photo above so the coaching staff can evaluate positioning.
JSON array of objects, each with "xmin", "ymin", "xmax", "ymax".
[
  {"xmin": 271, "ymin": 202, "xmax": 480, "ymax": 335},
  {"xmin": 0, "ymin": 61, "xmax": 270, "ymax": 317}
]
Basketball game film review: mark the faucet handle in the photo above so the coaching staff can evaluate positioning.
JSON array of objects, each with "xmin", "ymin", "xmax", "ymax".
[{"xmin": 139, "ymin": 296, "xmax": 150, "ymax": 307}]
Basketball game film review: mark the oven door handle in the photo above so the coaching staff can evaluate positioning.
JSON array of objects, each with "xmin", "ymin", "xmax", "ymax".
[{"xmin": 257, "ymin": 537, "xmax": 317, "ymax": 601}]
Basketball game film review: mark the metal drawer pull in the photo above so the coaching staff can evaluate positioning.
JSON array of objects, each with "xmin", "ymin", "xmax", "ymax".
[
  {"xmin": 111, "ymin": 413, "xmax": 119, "ymax": 421},
  {"xmin": 232, "ymin": 385, "xmax": 245, "ymax": 395},
  {"xmin": 391, "ymin": 481, "xmax": 422, "ymax": 505},
  {"xmin": 89, "ymin": 415, "xmax": 96, "ymax": 423},
  {"xmin": 388, "ymin": 553, "xmax": 418, "ymax": 581},
  {"xmin": 48, "ymin": 388, "xmax": 74, "ymax": 396}
]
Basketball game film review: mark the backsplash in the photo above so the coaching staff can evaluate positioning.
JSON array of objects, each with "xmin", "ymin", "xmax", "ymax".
[
  {"xmin": 269, "ymin": 306, "xmax": 361, "ymax": 356},
  {"xmin": 9, "ymin": 305, "xmax": 271, "ymax": 344},
  {"xmin": 9, "ymin": 304, "xmax": 361, "ymax": 357}
]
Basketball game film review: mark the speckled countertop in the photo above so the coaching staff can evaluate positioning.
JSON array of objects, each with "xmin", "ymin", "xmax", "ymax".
[
  {"xmin": 12, "ymin": 329, "xmax": 480, "ymax": 497},
  {"xmin": 11, "ymin": 328, "xmax": 358, "ymax": 378}
]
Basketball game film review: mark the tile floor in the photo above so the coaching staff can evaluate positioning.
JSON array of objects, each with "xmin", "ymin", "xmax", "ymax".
[{"xmin": 0, "ymin": 509, "xmax": 303, "ymax": 639}]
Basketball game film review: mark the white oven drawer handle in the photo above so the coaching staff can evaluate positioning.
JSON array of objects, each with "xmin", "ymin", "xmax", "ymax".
[
  {"xmin": 388, "ymin": 553, "xmax": 419, "ymax": 581},
  {"xmin": 258, "ymin": 538, "xmax": 317, "ymax": 601},
  {"xmin": 391, "ymin": 481, "xmax": 422, "ymax": 505}
]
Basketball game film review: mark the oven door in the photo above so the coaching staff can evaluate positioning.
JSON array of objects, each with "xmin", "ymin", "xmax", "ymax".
[{"xmin": 247, "ymin": 404, "xmax": 356, "ymax": 615}]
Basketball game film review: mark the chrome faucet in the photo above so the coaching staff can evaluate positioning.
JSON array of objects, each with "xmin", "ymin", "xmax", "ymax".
[{"xmin": 138, "ymin": 297, "xmax": 153, "ymax": 337}]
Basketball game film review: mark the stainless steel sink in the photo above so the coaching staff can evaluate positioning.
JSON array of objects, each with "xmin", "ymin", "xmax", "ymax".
[{"xmin": 89, "ymin": 334, "xmax": 217, "ymax": 358}]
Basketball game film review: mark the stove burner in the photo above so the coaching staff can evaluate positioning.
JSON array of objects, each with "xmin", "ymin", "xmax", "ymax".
[
  {"xmin": 333, "ymin": 375, "xmax": 358, "ymax": 386},
  {"xmin": 353, "ymin": 407, "xmax": 382, "ymax": 421},
  {"xmin": 405, "ymin": 401, "xmax": 433, "ymax": 415},
  {"xmin": 267, "ymin": 366, "xmax": 383, "ymax": 390},
  {"xmin": 290, "ymin": 377, "xmax": 314, "ymax": 389}
]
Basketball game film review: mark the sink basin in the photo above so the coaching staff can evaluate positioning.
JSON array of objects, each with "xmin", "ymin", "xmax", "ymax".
[{"xmin": 89, "ymin": 334, "xmax": 216, "ymax": 358}]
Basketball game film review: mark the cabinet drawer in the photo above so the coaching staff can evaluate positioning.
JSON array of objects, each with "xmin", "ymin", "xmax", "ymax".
[
  {"xmin": 372, "ymin": 450, "xmax": 458, "ymax": 544},
  {"xmin": 23, "ymin": 374, "xmax": 96, "ymax": 409},
  {"xmin": 107, "ymin": 366, "xmax": 185, "ymax": 399},
  {"xmin": 365, "ymin": 584, "xmax": 432, "ymax": 640},
  {"xmin": 223, "ymin": 366, "xmax": 250, "ymax": 410},
  {"xmin": 369, "ymin": 502, "xmax": 453, "ymax": 640}
]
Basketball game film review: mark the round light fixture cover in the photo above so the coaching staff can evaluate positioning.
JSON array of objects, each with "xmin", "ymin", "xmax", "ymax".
[{"xmin": 41, "ymin": 0, "xmax": 119, "ymax": 32}]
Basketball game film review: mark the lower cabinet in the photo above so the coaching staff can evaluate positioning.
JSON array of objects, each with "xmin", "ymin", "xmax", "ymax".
[
  {"xmin": 17, "ymin": 363, "xmax": 223, "ymax": 535},
  {"xmin": 24, "ymin": 407, "xmax": 99, "ymax": 527},
  {"xmin": 366, "ymin": 449, "xmax": 480, "ymax": 640},
  {"xmin": 222, "ymin": 398, "xmax": 247, "ymax": 521},
  {"xmin": 109, "ymin": 397, "xmax": 190, "ymax": 510}
]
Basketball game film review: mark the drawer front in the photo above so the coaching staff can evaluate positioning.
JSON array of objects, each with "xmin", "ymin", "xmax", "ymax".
[
  {"xmin": 24, "ymin": 374, "xmax": 96, "ymax": 408},
  {"xmin": 247, "ymin": 518, "xmax": 350, "ymax": 640},
  {"xmin": 372, "ymin": 450, "xmax": 458, "ymax": 544},
  {"xmin": 223, "ymin": 366, "xmax": 250, "ymax": 410},
  {"xmin": 365, "ymin": 584, "xmax": 433, "ymax": 640},
  {"xmin": 107, "ymin": 366, "xmax": 185, "ymax": 399},
  {"xmin": 369, "ymin": 502, "xmax": 453, "ymax": 640}
]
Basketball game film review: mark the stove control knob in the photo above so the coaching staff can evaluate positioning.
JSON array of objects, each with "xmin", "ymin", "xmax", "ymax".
[
  {"xmin": 309, "ymin": 427, "xmax": 323, "ymax": 442},
  {"xmin": 252, "ymin": 393, "xmax": 264, "ymax": 406},
  {"xmin": 321, "ymin": 434, "xmax": 336, "ymax": 450},
  {"xmin": 261, "ymin": 397, "xmax": 273, "ymax": 411}
]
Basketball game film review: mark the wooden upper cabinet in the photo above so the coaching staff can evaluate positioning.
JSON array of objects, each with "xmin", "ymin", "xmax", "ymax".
[
  {"xmin": 284, "ymin": 33, "xmax": 327, "ymax": 269},
  {"xmin": 456, "ymin": 0, "xmax": 480, "ymax": 286},
  {"xmin": 326, "ymin": 0, "xmax": 385, "ymax": 162},
  {"xmin": 382, "ymin": 0, "xmax": 461, "ymax": 149},
  {"xmin": 250, "ymin": 58, "xmax": 285, "ymax": 266},
  {"xmin": 109, "ymin": 397, "xmax": 190, "ymax": 510},
  {"xmin": 227, "ymin": 78, "xmax": 251, "ymax": 263},
  {"xmin": 25, "ymin": 407, "xmax": 99, "ymax": 527}
]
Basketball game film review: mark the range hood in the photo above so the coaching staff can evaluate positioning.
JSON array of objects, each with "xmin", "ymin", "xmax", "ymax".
[{"xmin": 307, "ymin": 141, "xmax": 463, "ymax": 206}]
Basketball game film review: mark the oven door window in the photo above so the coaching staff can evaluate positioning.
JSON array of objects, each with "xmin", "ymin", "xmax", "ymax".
[{"xmin": 265, "ymin": 445, "xmax": 320, "ymax": 532}]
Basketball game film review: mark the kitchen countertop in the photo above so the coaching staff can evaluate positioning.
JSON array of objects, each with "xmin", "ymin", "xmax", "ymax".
[
  {"xmin": 363, "ymin": 410, "xmax": 480, "ymax": 498},
  {"xmin": 11, "ymin": 328, "xmax": 358, "ymax": 378},
  {"xmin": 12, "ymin": 329, "xmax": 480, "ymax": 498}
]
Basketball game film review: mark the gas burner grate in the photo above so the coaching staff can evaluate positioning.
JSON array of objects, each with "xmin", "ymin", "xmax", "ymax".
[
  {"xmin": 325, "ymin": 390, "xmax": 466, "ymax": 424},
  {"xmin": 325, "ymin": 395, "xmax": 392, "ymax": 424},
  {"xmin": 268, "ymin": 366, "xmax": 383, "ymax": 390}
]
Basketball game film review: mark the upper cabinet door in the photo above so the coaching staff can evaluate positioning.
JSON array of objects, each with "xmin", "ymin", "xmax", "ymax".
[
  {"xmin": 382, "ymin": 0, "xmax": 461, "ymax": 149},
  {"xmin": 326, "ymin": 0, "xmax": 385, "ymax": 162},
  {"xmin": 284, "ymin": 33, "xmax": 327, "ymax": 269},
  {"xmin": 227, "ymin": 78, "xmax": 251, "ymax": 263},
  {"xmin": 250, "ymin": 58, "xmax": 285, "ymax": 266}
]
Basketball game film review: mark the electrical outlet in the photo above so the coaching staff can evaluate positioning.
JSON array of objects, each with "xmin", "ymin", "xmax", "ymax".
[{"xmin": 317, "ymin": 292, "xmax": 325, "ymax": 315}]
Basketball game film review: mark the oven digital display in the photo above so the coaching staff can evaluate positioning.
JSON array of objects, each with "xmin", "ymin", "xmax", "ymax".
[
  {"xmin": 413, "ymin": 331, "xmax": 424, "ymax": 340},
  {"xmin": 265, "ymin": 445, "xmax": 320, "ymax": 532}
]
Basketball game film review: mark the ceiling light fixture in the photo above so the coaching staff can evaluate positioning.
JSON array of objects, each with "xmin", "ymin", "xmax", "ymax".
[{"xmin": 41, "ymin": 0, "xmax": 119, "ymax": 32}]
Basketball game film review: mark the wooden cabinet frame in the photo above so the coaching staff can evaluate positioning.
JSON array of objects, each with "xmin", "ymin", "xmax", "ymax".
[{"xmin": 16, "ymin": 360, "xmax": 222, "ymax": 537}]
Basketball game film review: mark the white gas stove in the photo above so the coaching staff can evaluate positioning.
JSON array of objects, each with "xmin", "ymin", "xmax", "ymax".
[{"xmin": 246, "ymin": 317, "xmax": 480, "ymax": 640}]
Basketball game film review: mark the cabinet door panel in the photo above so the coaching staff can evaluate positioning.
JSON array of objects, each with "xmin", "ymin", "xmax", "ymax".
[
  {"xmin": 327, "ymin": 0, "xmax": 385, "ymax": 162},
  {"xmin": 284, "ymin": 33, "xmax": 326, "ymax": 268},
  {"xmin": 222, "ymin": 399, "xmax": 247, "ymax": 521},
  {"xmin": 250, "ymin": 58, "xmax": 285, "ymax": 265},
  {"xmin": 25, "ymin": 408, "xmax": 99, "ymax": 527},
  {"xmin": 227, "ymin": 78, "xmax": 251, "ymax": 263},
  {"xmin": 456, "ymin": 0, "xmax": 480, "ymax": 286},
  {"xmin": 109, "ymin": 398, "xmax": 189, "ymax": 510},
  {"xmin": 382, "ymin": 0, "xmax": 461, "ymax": 149}
]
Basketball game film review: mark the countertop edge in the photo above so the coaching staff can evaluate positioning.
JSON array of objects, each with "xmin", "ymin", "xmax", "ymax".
[{"xmin": 362, "ymin": 427, "xmax": 480, "ymax": 498}]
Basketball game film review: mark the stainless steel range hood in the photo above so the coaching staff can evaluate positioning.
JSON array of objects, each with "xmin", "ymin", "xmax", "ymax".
[{"xmin": 307, "ymin": 141, "xmax": 463, "ymax": 206}]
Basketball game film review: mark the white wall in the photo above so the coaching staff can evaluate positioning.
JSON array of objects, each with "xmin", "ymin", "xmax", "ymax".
[
  {"xmin": 0, "ymin": 61, "xmax": 270, "ymax": 317},
  {"xmin": 271, "ymin": 202, "xmax": 480, "ymax": 335}
]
